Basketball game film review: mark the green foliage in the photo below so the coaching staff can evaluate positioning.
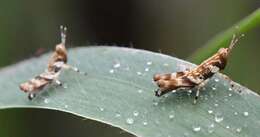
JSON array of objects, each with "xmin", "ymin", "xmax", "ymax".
[
  {"xmin": 189, "ymin": 8, "xmax": 260, "ymax": 63},
  {"xmin": 0, "ymin": 47, "xmax": 260, "ymax": 137}
]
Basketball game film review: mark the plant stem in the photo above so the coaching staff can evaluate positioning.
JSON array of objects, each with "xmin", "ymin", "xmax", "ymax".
[{"xmin": 188, "ymin": 8, "xmax": 260, "ymax": 63}]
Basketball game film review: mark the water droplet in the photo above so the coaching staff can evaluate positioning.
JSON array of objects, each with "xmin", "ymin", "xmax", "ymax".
[
  {"xmin": 138, "ymin": 89, "xmax": 143, "ymax": 93},
  {"xmin": 212, "ymin": 87, "xmax": 216, "ymax": 90},
  {"xmin": 169, "ymin": 114, "xmax": 175, "ymax": 119},
  {"xmin": 188, "ymin": 90, "xmax": 192, "ymax": 93},
  {"xmin": 234, "ymin": 112, "xmax": 238, "ymax": 115},
  {"xmin": 163, "ymin": 63, "xmax": 169, "ymax": 66},
  {"xmin": 143, "ymin": 121, "xmax": 148, "ymax": 126},
  {"xmin": 208, "ymin": 110, "xmax": 213, "ymax": 114},
  {"xmin": 147, "ymin": 61, "xmax": 152, "ymax": 65},
  {"xmin": 137, "ymin": 72, "xmax": 142, "ymax": 75},
  {"xmin": 64, "ymin": 105, "xmax": 68, "ymax": 108},
  {"xmin": 99, "ymin": 107, "xmax": 104, "ymax": 112},
  {"xmin": 113, "ymin": 63, "xmax": 121, "ymax": 68},
  {"xmin": 153, "ymin": 101, "xmax": 158, "ymax": 106},
  {"xmin": 214, "ymin": 78, "xmax": 219, "ymax": 82},
  {"xmin": 109, "ymin": 69, "xmax": 114, "ymax": 74},
  {"xmin": 215, "ymin": 113, "xmax": 224, "ymax": 123},
  {"xmin": 214, "ymin": 103, "xmax": 219, "ymax": 107},
  {"xmin": 133, "ymin": 111, "xmax": 139, "ymax": 117},
  {"xmin": 228, "ymin": 93, "xmax": 232, "ymax": 97},
  {"xmin": 44, "ymin": 99, "xmax": 49, "ymax": 104},
  {"xmin": 208, "ymin": 123, "xmax": 215, "ymax": 133},
  {"xmin": 236, "ymin": 127, "xmax": 242, "ymax": 133},
  {"xmin": 172, "ymin": 90, "xmax": 177, "ymax": 93},
  {"xmin": 115, "ymin": 113, "xmax": 121, "ymax": 118},
  {"xmin": 192, "ymin": 125, "xmax": 201, "ymax": 132},
  {"xmin": 226, "ymin": 126, "xmax": 230, "ymax": 129},
  {"xmin": 126, "ymin": 118, "xmax": 134, "ymax": 125},
  {"xmin": 145, "ymin": 68, "xmax": 150, "ymax": 72},
  {"xmin": 63, "ymin": 83, "xmax": 68, "ymax": 89},
  {"xmin": 243, "ymin": 111, "xmax": 249, "ymax": 117},
  {"xmin": 229, "ymin": 88, "xmax": 233, "ymax": 91}
]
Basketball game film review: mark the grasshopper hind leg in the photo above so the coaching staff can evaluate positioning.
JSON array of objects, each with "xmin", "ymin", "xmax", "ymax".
[{"xmin": 193, "ymin": 79, "xmax": 209, "ymax": 104}]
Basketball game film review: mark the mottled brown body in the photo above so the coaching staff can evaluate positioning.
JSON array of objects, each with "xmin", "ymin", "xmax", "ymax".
[
  {"xmin": 153, "ymin": 34, "xmax": 242, "ymax": 103},
  {"xmin": 48, "ymin": 43, "xmax": 67, "ymax": 72},
  {"xmin": 19, "ymin": 26, "xmax": 85, "ymax": 100}
]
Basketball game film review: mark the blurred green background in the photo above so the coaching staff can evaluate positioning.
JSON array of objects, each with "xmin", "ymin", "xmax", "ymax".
[{"xmin": 0, "ymin": 0, "xmax": 260, "ymax": 136}]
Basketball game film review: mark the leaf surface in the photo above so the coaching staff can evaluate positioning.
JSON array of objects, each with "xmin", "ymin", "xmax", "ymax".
[{"xmin": 0, "ymin": 47, "xmax": 259, "ymax": 137}]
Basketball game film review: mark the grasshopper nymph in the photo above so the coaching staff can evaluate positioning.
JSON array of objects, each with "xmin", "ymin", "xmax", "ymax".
[
  {"xmin": 20, "ymin": 26, "xmax": 86, "ymax": 100},
  {"xmin": 153, "ymin": 34, "xmax": 243, "ymax": 104}
]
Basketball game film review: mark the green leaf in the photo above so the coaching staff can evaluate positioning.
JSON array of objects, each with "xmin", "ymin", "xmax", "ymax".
[
  {"xmin": 0, "ymin": 47, "xmax": 260, "ymax": 137},
  {"xmin": 189, "ymin": 8, "xmax": 260, "ymax": 63}
]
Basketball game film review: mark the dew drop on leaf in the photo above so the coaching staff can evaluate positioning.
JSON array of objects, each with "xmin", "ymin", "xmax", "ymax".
[
  {"xmin": 212, "ymin": 87, "xmax": 216, "ymax": 90},
  {"xmin": 99, "ymin": 107, "xmax": 104, "ymax": 112},
  {"xmin": 133, "ymin": 111, "xmax": 139, "ymax": 117},
  {"xmin": 113, "ymin": 63, "xmax": 121, "ymax": 68},
  {"xmin": 115, "ymin": 113, "xmax": 121, "ymax": 118},
  {"xmin": 192, "ymin": 125, "xmax": 201, "ymax": 132},
  {"xmin": 169, "ymin": 114, "xmax": 175, "ymax": 120},
  {"xmin": 146, "ymin": 61, "xmax": 152, "ymax": 65},
  {"xmin": 44, "ymin": 99, "xmax": 49, "ymax": 104},
  {"xmin": 207, "ymin": 123, "xmax": 215, "ymax": 133},
  {"xmin": 168, "ymin": 110, "xmax": 175, "ymax": 120},
  {"xmin": 208, "ymin": 110, "xmax": 213, "ymax": 114},
  {"xmin": 109, "ymin": 69, "xmax": 114, "ymax": 74},
  {"xmin": 138, "ymin": 89, "xmax": 143, "ymax": 93},
  {"xmin": 126, "ymin": 118, "xmax": 134, "ymax": 125},
  {"xmin": 163, "ymin": 63, "xmax": 169, "ymax": 66},
  {"xmin": 215, "ymin": 113, "xmax": 224, "ymax": 123},
  {"xmin": 153, "ymin": 101, "xmax": 159, "ymax": 106},
  {"xmin": 63, "ymin": 83, "xmax": 68, "ymax": 89},
  {"xmin": 143, "ymin": 121, "xmax": 148, "ymax": 126},
  {"xmin": 137, "ymin": 72, "xmax": 142, "ymax": 75},
  {"xmin": 145, "ymin": 68, "xmax": 150, "ymax": 72},
  {"xmin": 236, "ymin": 127, "xmax": 242, "ymax": 133},
  {"xmin": 243, "ymin": 111, "xmax": 249, "ymax": 116},
  {"xmin": 214, "ymin": 78, "xmax": 219, "ymax": 82}
]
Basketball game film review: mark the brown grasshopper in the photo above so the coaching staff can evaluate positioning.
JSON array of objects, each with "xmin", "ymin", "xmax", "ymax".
[
  {"xmin": 153, "ymin": 34, "xmax": 243, "ymax": 104},
  {"xmin": 20, "ymin": 26, "xmax": 86, "ymax": 100}
]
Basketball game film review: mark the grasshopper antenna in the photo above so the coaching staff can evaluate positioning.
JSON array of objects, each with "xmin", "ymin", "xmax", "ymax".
[
  {"xmin": 228, "ymin": 33, "xmax": 244, "ymax": 51},
  {"xmin": 60, "ymin": 25, "xmax": 67, "ymax": 45}
]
